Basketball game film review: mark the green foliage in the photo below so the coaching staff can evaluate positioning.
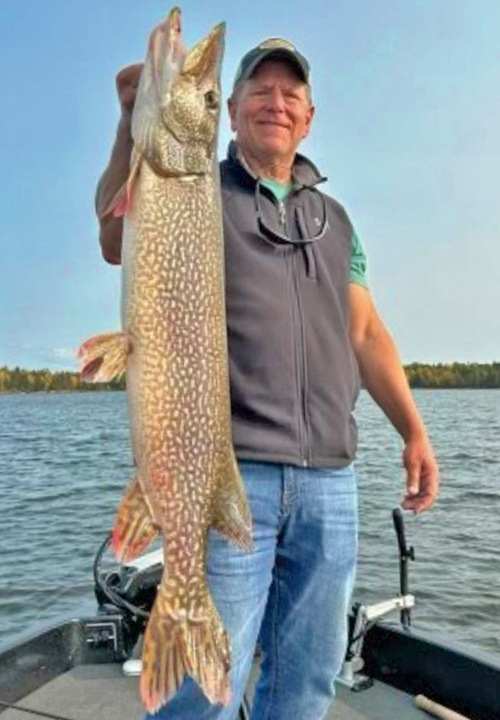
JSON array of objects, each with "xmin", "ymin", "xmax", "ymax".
[
  {"xmin": 0, "ymin": 366, "xmax": 125, "ymax": 393},
  {"xmin": 1, "ymin": 363, "xmax": 500, "ymax": 393},
  {"xmin": 405, "ymin": 362, "xmax": 500, "ymax": 389}
]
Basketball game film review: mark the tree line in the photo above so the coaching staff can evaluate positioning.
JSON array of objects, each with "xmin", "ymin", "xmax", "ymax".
[
  {"xmin": 1, "ymin": 362, "xmax": 500, "ymax": 393},
  {"xmin": 404, "ymin": 362, "xmax": 500, "ymax": 389},
  {"xmin": 0, "ymin": 366, "xmax": 125, "ymax": 393}
]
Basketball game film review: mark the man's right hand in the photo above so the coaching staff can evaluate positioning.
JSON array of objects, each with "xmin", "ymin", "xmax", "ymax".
[
  {"xmin": 96, "ymin": 63, "xmax": 143, "ymax": 264},
  {"xmin": 116, "ymin": 63, "xmax": 144, "ymax": 119}
]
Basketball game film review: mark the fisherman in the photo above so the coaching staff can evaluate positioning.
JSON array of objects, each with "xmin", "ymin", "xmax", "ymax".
[{"xmin": 96, "ymin": 37, "xmax": 439, "ymax": 720}]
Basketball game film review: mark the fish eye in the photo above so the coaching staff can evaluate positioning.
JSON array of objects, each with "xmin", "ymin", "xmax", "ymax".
[{"xmin": 204, "ymin": 90, "xmax": 219, "ymax": 110}]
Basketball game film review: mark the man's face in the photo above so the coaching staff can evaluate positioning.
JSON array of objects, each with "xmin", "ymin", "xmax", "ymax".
[{"xmin": 228, "ymin": 59, "xmax": 314, "ymax": 163}]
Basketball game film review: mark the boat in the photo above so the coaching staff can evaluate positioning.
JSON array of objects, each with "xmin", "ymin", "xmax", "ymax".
[{"xmin": 1, "ymin": 510, "xmax": 498, "ymax": 720}]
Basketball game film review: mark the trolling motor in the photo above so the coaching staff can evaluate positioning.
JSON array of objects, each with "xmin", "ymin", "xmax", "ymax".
[{"xmin": 337, "ymin": 508, "xmax": 416, "ymax": 691}]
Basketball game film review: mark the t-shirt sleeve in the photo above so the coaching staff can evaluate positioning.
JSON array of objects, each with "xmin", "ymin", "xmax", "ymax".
[{"xmin": 349, "ymin": 229, "xmax": 368, "ymax": 287}]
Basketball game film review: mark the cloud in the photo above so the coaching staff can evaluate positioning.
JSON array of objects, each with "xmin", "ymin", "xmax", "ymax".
[
  {"xmin": 52, "ymin": 347, "xmax": 75, "ymax": 361},
  {"xmin": 0, "ymin": 343, "xmax": 77, "ymax": 371}
]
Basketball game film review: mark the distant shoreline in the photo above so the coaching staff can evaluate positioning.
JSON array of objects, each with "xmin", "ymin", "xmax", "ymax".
[{"xmin": 1, "ymin": 362, "xmax": 500, "ymax": 392}]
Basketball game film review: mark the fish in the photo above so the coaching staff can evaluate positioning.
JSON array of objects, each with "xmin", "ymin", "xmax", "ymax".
[{"xmin": 77, "ymin": 7, "xmax": 252, "ymax": 712}]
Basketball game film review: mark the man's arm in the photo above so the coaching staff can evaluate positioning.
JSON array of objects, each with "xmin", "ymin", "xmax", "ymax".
[
  {"xmin": 96, "ymin": 63, "xmax": 143, "ymax": 265},
  {"xmin": 348, "ymin": 282, "xmax": 439, "ymax": 513}
]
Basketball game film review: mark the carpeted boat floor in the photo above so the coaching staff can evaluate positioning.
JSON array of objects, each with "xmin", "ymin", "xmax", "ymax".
[{"xmin": 0, "ymin": 664, "xmax": 425, "ymax": 720}]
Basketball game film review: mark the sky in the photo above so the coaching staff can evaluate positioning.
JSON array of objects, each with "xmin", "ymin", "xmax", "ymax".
[{"xmin": 1, "ymin": 0, "xmax": 499, "ymax": 370}]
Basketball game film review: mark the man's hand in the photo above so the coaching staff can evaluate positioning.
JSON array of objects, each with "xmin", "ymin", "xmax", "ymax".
[
  {"xmin": 96, "ymin": 63, "xmax": 143, "ymax": 264},
  {"xmin": 116, "ymin": 63, "xmax": 143, "ymax": 119},
  {"xmin": 401, "ymin": 434, "xmax": 439, "ymax": 514}
]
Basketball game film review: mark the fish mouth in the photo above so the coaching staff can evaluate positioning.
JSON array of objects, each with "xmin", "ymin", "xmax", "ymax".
[
  {"xmin": 205, "ymin": 21, "xmax": 226, "ymax": 46},
  {"xmin": 161, "ymin": 16, "xmax": 225, "ymax": 163},
  {"xmin": 133, "ymin": 11, "xmax": 225, "ymax": 177},
  {"xmin": 166, "ymin": 11, "xmax": 225, "ymax": 82},
  {"xmin": 166, "ymin": 7, "xmax": 184, "ymax": 69},
  {"xmin": 169, "ymin": 6, "xmax": 181, "ymax": 31},
  {"xmin": 150, "ymin": 6, "xmax": 186, "ymax": 81},
  {"xmin": 180, "ymin": 19, "xmax": 225, "ymax": 79}
]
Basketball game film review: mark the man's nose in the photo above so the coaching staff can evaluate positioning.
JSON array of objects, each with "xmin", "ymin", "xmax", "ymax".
[{"xmin": 265, "ymin": 86, "xmax": 286, "ymax": 112}]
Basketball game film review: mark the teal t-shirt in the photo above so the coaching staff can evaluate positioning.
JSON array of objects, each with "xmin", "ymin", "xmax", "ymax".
[
  {"xmin": 261, "ymin": 177, "xmax": 293, "ymax": 202},
  {"xmin": 260, "ymin": 178, "xmax": 368, "ymax": 288}
]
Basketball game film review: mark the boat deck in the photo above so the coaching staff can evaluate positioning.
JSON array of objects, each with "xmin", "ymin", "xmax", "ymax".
[{"xmin": 0, "ymin": 663, "xmax": 426, "ymax": 720}]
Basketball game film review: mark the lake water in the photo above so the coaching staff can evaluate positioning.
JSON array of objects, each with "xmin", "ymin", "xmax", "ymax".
[{"xmin": 0, "ymin": 390, "xmax": 499, "ymax": 657}]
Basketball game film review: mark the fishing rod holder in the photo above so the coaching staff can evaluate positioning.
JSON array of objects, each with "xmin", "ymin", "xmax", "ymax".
[{"xmin": 338, "ymin": 508, "xmax": 416, "ymax": 691}]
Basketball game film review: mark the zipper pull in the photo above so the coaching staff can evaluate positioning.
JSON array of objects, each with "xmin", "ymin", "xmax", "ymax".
[{"xmin": 279, "ymin": 201, "xmax": 286, "ymax": 228}]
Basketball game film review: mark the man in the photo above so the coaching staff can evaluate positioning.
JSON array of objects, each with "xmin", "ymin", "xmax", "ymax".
[{"xmin": 97, "ymin": 38, "xmax": 438, "ymax": 720}]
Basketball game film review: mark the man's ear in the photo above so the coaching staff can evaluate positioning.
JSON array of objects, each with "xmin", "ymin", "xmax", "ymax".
[
  {"xmin": 303, "ymin": 103, "xmax": 315, "ymax": 138},
  {"xmin": 227, "ymin": 96, "xmax": 238, "ymax": 133}
]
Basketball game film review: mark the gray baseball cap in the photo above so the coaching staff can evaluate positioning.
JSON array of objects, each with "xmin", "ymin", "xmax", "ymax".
[{"xmin": 233, "ymin": 37, "xmax": 310, "ymax": 88}]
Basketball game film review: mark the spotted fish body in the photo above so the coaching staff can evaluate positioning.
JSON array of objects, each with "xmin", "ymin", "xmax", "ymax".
[{"xmin": 78, "ymin": 8, "xmax": 252, "ymax": 713}]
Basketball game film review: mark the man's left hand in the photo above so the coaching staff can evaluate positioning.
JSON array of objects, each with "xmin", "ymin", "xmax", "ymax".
[{"xmin": 401, "ymin": 435, "xmax": 439, "ymax": 513}]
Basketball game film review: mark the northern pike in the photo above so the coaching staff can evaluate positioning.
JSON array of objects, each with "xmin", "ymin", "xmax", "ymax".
[{"xmin": 78, "ymin": 7, "xmax": 252, "ymax": 712}]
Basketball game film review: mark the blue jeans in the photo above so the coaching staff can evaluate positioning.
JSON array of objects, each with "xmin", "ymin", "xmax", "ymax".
[{"xmin": 144, "ymin": 461, "xmax": 358, "ymax": 720}]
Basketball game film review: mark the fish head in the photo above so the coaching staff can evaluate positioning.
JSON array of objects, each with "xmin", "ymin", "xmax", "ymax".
[{"xmin": 132, "ymin": 8, "xmax": 225, "ymax": 177}]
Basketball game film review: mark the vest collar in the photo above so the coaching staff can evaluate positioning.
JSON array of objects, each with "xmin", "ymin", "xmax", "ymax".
[{"xmin": 226, "ymin": 141, "xmax": 327, "ymax": 190}]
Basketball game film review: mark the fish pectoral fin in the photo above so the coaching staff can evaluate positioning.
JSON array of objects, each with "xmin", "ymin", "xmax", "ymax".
[
  {"xmin": 77, "ymin": 331, "xmax": 128, "ymax": 383},
  {"xmin": 140, "ymin": 586, "xmax": 231, "ymax": 713},
  {"xmin": 100, "ymin": 148, "xmax": 142, "ymax": 219},
  {"xmin": 211, "ymin": 452, "xmax": 253, "ymax": 551},
  {"xmin": 111, "ymin": 476, "xmax": 158, "ymax": 562}
]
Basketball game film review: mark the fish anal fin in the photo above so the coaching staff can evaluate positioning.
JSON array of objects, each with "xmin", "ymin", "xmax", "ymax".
[
  {"xmin": 77, "ymin": 331, "xmax": 128, "ymax": 383},
  {"xmin": 140, "ymin": 586, "xmax": 231, "ymax": 712},
  {"xmin": 211, "ymin": 452, "xmax": 253, "ymax": 551},
  {"xmin": 111, "ymin": 476, "xmax": 158, "ymax": 563}
]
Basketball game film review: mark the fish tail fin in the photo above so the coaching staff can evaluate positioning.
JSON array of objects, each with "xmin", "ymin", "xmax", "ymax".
[
  {"xmin": 211, "ymin": 450, "xmax": 253, "ymax": 551},
  {"xmin": 111, "ymin": 477, "xmax": 158, "ymax": 562},
  {"xmin": 77, "ymin": 331, "xmax": 127, "ymax": 382},
  {"xmin": 140, "ymin": 585, "xmax": 231, "ymax": 712}
]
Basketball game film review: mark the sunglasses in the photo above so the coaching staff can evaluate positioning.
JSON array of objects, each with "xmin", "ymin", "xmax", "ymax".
[{"xmin": 254, "ymin": 179, "xmax": 329, "ymax": 245}]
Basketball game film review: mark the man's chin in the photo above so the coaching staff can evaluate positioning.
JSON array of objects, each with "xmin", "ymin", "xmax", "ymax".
[{"xmin": 255, "ymin": 139, "xmax": 291, "ymax": 159}]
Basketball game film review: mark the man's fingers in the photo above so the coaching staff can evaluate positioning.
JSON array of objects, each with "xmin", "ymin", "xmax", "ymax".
[
  {"xmin": 401, "ymin": 445, "xmax": 439, "ymax": 514},
  {"xmin": 404, "ymin": 457, "xmax": 420, "ymax": 496},
  {"xmin": 116, "ymin": 63, "xmax": 144, "ymax": 90},
  {"xmin": 399, "ymin": 435, "xmax": 439, "ymax": 514},
  {"xmin": 115, "ymin": 63, "xmax": 144, "ymax": 114},
  {"xmin": 402, "ymin": 489, "xmax": 435, "ymax": 513}
]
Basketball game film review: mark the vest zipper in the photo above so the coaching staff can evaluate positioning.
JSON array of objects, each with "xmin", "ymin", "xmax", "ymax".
[
  {"xmin": 292, "ymin": 252, "xmax": 311, "ymax": 467},
  {"xmin": 280, "ymin": 197, "xmax": 310, "ymax": 467},
  {"xmin": 278, "ymin": 201, "xmax": 287, "ymax": 228}
]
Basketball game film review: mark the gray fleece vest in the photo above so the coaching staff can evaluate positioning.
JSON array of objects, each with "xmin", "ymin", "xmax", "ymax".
[{"xmin": 221, "ymin": 142, "xmax": 360, "ymax": 467}]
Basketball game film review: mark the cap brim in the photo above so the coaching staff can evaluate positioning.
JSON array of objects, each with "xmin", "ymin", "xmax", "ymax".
[{"xmin": 238, "ymin": 48, "xmax": 309, "ymax": 85}]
